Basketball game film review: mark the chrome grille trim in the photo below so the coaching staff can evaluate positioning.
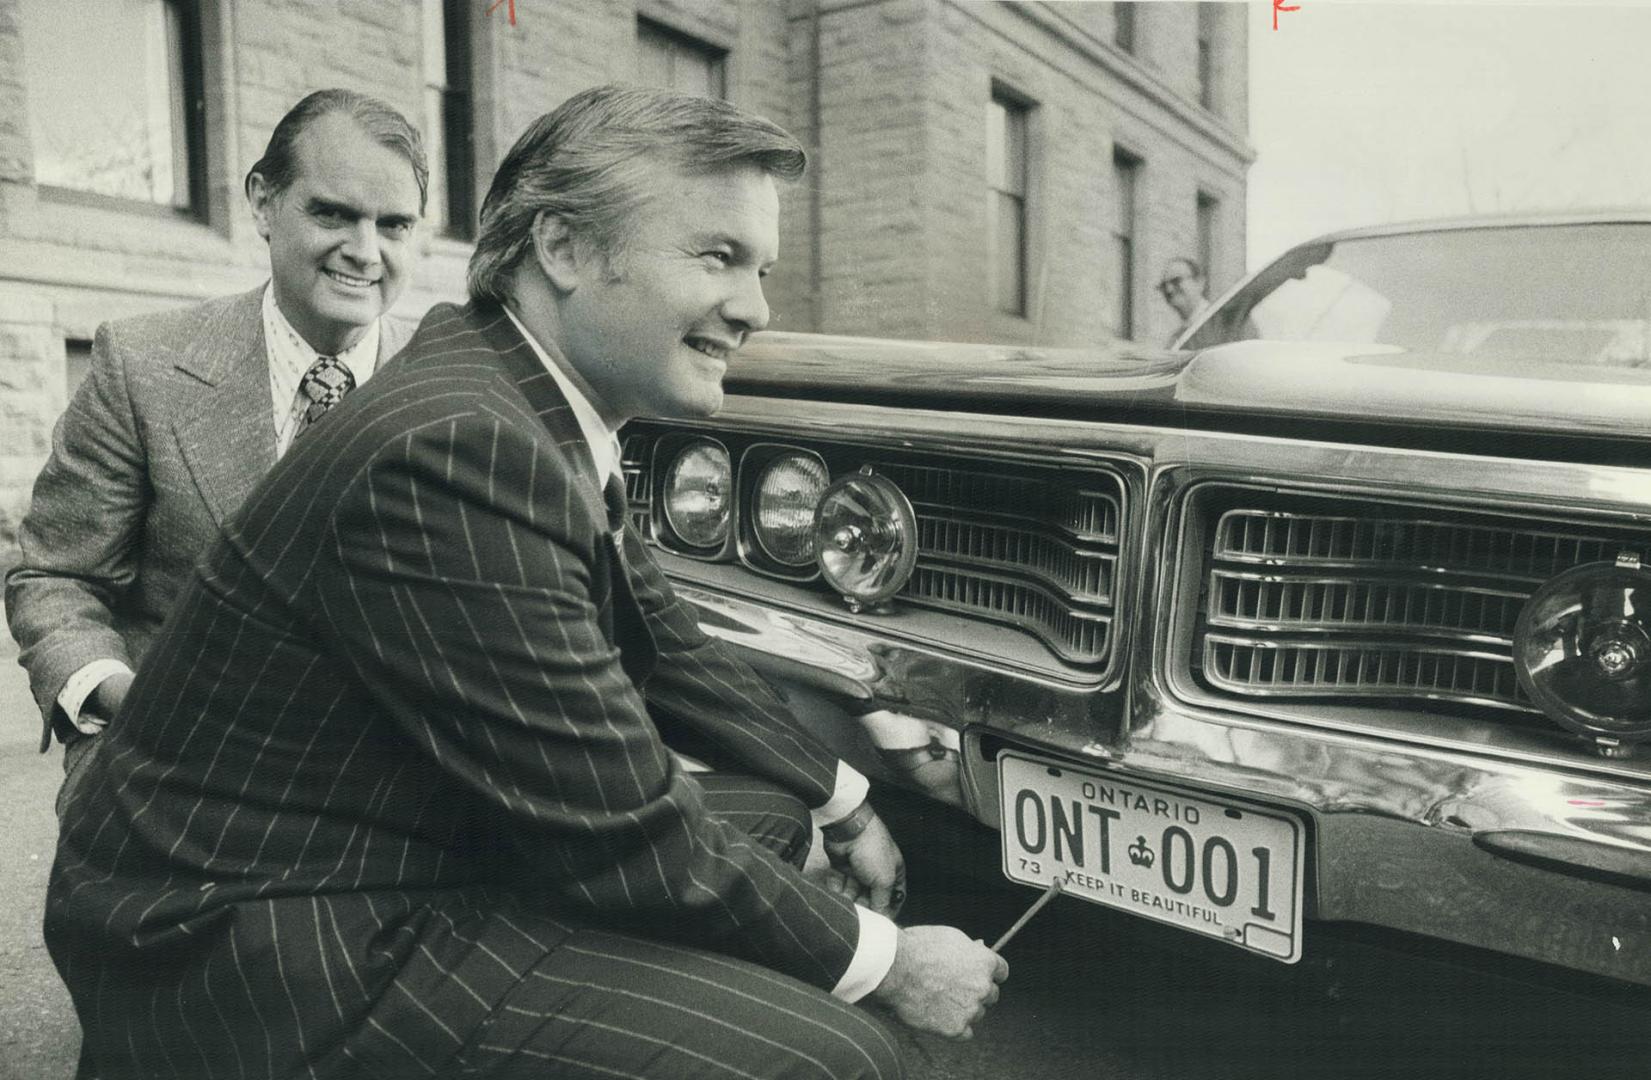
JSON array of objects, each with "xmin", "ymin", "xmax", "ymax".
[
  {"xmin": 873, "ymin": 462, "xmax": 1119, "ymax": 542},
  {"xmin": 1197, "ymin": 495, "xmax": 1651, "ymax": 717},
  {"xmin": 1209, "ymin": 570, "xmax": 1525, "ymax": 646},
  {"xmin": 918, "ymin": 513, "xmax": 1115, "ymax": 604},
  {"xmin": 1204, "ymin": 634, "xmax": 1528, "ymax": 712},
  {"xmin": 906, "ymin": 564, "xmax": 1111, "ymax": 664},
  {"xmin": 620, "ymin": 433, "xmax": 654, "ymax": 538},
  {"xmin": 1215, "ymin": 509, "xmax": 1629, "ymax": 583},
  {"xmin": 625, "ymin": 422, "xmax": 1128, "ymax": 673},
  {"xmin": 867, "ymin": 460, "xmax": 1121, "ymax": 667}
]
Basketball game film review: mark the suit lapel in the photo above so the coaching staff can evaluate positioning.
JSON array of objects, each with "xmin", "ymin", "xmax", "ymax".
[
  {"xmin": 173, "ymin": 288, "xmax": 277, "ymax": 526},
  {"xmin": 469, "ymin": 302, "xmax": 659, "ymax": 685},
  {"xmin": 472, "ymin": 301, "xmax": 607, "ymax": 508}
]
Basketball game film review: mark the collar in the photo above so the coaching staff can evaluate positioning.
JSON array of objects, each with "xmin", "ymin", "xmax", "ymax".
[
  {"xmin": 502, "ymin": 304, "xmax": 623, "ymax": 484},
  {"xmin": 264, "ymin": 283, "xmax": 381, "ymax": 453}
]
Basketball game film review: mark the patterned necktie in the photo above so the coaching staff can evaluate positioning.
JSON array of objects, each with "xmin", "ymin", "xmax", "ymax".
[{"xmin": 294, "ymin": 355, "xmax": 356, "ymax": 438}]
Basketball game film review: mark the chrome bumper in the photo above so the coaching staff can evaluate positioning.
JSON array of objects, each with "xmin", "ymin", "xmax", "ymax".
[{"xmin": 674, "ymin": 575, "xmax": 1651, "ymax": 990}]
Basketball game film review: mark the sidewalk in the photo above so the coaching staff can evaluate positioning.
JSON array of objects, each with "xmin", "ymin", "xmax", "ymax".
[{"xmin": 0, "ymin": 634, "xmax": 78, "ymax": 1080}]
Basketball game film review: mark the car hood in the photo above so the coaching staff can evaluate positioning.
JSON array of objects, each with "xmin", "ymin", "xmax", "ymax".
[{"xmin": 728, "ymin": 333, "xmax": 1651, "ymax": 442}]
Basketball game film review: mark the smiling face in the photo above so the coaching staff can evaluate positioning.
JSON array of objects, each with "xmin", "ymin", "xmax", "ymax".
[
  {"xmin": 553, "ymin": 163, "xmax": 779, "ymax": 423},
  {"xmin": 249, "ymin": 112, "xmax": 423, "ymax": 354}
]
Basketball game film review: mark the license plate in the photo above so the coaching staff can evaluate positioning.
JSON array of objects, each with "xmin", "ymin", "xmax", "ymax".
[{"xmin": 999, "ymin": 753, "xmax": 1304, "ymax": 963}]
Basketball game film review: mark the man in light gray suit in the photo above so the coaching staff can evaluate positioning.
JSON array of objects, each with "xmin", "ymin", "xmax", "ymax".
[{"xmin": 5, "ymin": 89, "xmax": 425, "ymax": 779}]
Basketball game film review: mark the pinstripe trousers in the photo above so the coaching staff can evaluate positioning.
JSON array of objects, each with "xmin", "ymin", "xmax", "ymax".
[
  {"xmin": 63, "ymin": 771, "xmax": 903, "ymax": 1080},
  {"xmin": 446, "ymin": 773, "xmax": 905, "ymax": 1080}
]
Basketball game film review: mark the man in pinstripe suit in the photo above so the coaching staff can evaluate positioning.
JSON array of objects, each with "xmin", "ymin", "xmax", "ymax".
[{"xmin": 46, "ymin": 86, "xmax": 1005, "ymax": 1079}]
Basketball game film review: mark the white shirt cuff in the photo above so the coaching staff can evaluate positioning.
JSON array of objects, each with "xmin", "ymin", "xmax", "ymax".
[
  {"xmin": 57, "ymin": 659, "xmax": 134, "ymax": 734},
  {"xmin": 811, "ymin": 761, "xmax": 870, "ymax": 828},
  {"xmin": 830, "ymin": 906, "xmax": 899, "ymax": 1003}
]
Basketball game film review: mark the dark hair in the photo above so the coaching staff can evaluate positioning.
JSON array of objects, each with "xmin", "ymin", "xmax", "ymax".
[
  {"xmin": 244, "ymin": 89, "xmax": 429, "ymax": 213},
  {"xmin": 467, "ymin": 84, "xmax": 806, "ymax": 303}
]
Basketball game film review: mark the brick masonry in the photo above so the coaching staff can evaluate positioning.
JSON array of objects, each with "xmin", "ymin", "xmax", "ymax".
[{"xmin": 0, "ymin": 0, "xmax": 1248, "ymax": 567}]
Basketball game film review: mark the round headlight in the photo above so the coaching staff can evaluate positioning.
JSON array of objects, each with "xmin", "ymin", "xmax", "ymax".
[
  {"xmin": 753, "ymin": 454, "xmax": 830, "ymax": 567},
  {"xmin": 1514, "ymin": 554, "xmax": 1651, "ymax": 757},
  {"xmin": 662, "ymin": 440, "xmax": 731, "ymax": 549},
  {"xmin": 814, "ymin": 468, "xmax": 918, "ymax": 611}
]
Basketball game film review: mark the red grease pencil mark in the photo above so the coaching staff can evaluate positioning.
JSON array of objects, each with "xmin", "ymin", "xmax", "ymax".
[
  {"xmin": 487, "ymin": 0, "xmax": 516, "ymax": 26},
  {"xmin": 1274, "ymin": 0, "xmax": 1299, "ymax": 31}
]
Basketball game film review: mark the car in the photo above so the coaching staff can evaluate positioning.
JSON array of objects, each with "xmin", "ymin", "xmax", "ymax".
[
  {"xmin": 619, "ymin": 212, "xmax": 1651, "ymax": 999},
  {"xmin": 1174, "ymin": 210, "xmax": 1651, "ymax": 363}
]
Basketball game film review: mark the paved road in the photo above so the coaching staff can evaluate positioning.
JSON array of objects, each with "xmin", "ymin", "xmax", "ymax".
[
  {"xmin": 0, "ymin": 642, "xmax": 77, "ymax": 1080},
  {"xmin": 2, "ymin": 628, "xmax": 1647, "ymax": 1080}
]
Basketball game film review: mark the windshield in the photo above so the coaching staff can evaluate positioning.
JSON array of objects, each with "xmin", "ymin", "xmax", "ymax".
[{"xmin": 1182, "ymin": 223, "xmax": 1651, "ymax": 367}]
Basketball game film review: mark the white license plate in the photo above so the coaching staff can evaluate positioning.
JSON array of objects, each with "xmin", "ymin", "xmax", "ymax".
[{"xmin": 999, "ymin": 753, "xmax": 1304, "ymax": 963}]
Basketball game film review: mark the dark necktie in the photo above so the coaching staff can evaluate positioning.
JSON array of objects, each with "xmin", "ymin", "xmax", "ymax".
[
  {"xmin": 601, "ymin": 470, "xmax": 655, "ymax": 685},
  {"xmin": 294, "ymin": 355, "xmax": 356, "ymax": 438},
  {"xmin": 603, "ymin": 472, "xmax": 629, "ymax": 534}
]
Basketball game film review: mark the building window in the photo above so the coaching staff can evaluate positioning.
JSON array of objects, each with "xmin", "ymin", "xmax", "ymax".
[
  {"xmin": 1114, "ymin": 3, "xmax": 1137, "ymax": 53},
  {"xmin": 1109, "ymin": 149, "xmax": 1141, "ymax": 339},
  {"xmin": 423, "ymin": 0, "xmax": 476, "ymax": 239},
  {"xmin": 21, "ymin": 0, "xmax": 206, "ymax": 213},
  {"xmin": 65, "ymin": 340, "xmax": 93, "ymax": 398},
  {"xmin": 987, "ymin": 89, "xmax": 1031, "ymax": 316},
  {"xmin": 637, "ymin": 19, "xmax": 727, "ymax": 99},
  {"xmin": 1197, "ymin": 191, "xmax": 1219, "ymax": 283},
  {"xmin": 1197, "ymin": 3, "xmax": 1217, "ymax": 110}
]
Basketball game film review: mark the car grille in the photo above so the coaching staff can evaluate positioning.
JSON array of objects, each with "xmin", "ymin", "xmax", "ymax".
[
  {"xmin": 625, "ymin": 428, "xmax": 1124, "ymax": 671},
  {"xmin": 869, "ymin": 460, "xmax": 1118, "ymax": 666},
  {"xmin": 621, "ymin": 434, "xmax": 654, "ymax": 537},
  {"xmin": 1194, "ymin": 497, "xmax": 1651, "ymax": 715}
]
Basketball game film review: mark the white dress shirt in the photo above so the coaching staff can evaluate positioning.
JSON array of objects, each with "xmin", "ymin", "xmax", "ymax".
[
  {"xmin": 501, "ymin": 305, "xmax": 898, "ymax": 1002},
  {"xmin": 265, "ymin": 283, "xmax": 381, "ymax": 459}
]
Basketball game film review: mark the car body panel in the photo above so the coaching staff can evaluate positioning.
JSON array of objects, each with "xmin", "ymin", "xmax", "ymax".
[
  {"xmin": 731, "ymin": 333, "xmax": 1651, "ymax": 444},
  {"xmin": 628, "ymin": 215, "xmax": 1651, "ymax": 990}
]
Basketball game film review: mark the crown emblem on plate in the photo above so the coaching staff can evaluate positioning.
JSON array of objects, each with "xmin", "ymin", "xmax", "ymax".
[{"xmin": 1128, "ymin": 836, "xmax": 1155, "ymax": 867}]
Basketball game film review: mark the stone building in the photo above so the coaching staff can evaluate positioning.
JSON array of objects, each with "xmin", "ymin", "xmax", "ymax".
[{"xmin": 0, "ymin": 0, "xmax": 1250, "ymax": 562}]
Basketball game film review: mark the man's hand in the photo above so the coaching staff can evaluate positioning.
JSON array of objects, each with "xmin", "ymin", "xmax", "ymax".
[
  {"xmin": 868, "ymin": 925, "xmax": 1008, "ymax": 1039},
  {"xmin": 823, "ymin": 806, "xmax": 906, "ymax": 919},
  {"xmin": 85, "ymin": 671, "xmax": 134, "ymax": 725}
]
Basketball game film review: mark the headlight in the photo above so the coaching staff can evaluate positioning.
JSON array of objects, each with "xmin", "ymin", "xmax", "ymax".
[
  {"xmin": 752, "ymin": 453, "xmax": 830, "ymax": 567},
  {"xmin": 662, "ymin": 439, "xmax": 731, "ymax": 549},
  {"xmin": 1514, "ymin": 553, "xmax": 1651, "ymax": 757},
  {"xmin": 814, "ymin": 467, "xmax": 918, "ymax": 612}
]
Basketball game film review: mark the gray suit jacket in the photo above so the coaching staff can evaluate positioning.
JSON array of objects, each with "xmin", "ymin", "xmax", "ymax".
[{"xmin": 5, "ymin": 286, "xmax": 411, "ymax": 750}]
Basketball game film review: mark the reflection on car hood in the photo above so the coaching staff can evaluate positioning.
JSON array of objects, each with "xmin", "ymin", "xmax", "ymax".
[{"xmin": 728, "ymin": 333, "xmax": 1651, "ymax": 442}]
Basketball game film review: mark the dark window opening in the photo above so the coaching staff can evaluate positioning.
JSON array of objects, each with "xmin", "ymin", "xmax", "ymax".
[
  {"xmin": 988, "ymin": 88, "xmax": 1032, "ymax": 316},
  {"xmin": 1197, "ymin": 3, "xmax": 1217, "ymax": 110},
  {"xmin": 637, "ymin": 19, "xmax": 727, "ymax": 100},
  {"xmin": 65, "ymin": 339, "xmax": 93, "ymax": 398},
  {"xmin": 425, "ymin": 0, "xmax": 476, "ymax": 239},
  {"xmin": 1114, "ymin": 3, "xmax": 1137, "ymax": 53},
  {"xmin": 1110, "ymin": 149, "xmax": 1141, "ymax": 339},
  {"xmin": 1197, "ymin": 191, "xmax": 1219, "ymax": 284}
]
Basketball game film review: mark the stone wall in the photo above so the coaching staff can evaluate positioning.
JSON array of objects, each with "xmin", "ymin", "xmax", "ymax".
[
  {"xmin": 0, "ymin": 0, "xmax": 1250, "ymax": 567},
  {"xmin": 810, "ymin": 0, "xmax": 1251, "ymax": 346}
]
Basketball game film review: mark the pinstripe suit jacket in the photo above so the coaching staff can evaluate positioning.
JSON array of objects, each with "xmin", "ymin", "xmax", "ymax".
[
  {"xmin": 46, "ymin": 301, "xmax": 865, "ymax": 1079},
  {"xmin": 5, "ymin": 287, "xmax": 410, "ymax": 750}
]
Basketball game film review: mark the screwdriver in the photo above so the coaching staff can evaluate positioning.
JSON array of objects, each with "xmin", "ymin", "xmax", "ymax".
[{"xmin": 990, "ymin": 878, "xmax": 1064, "ymax": 952}]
